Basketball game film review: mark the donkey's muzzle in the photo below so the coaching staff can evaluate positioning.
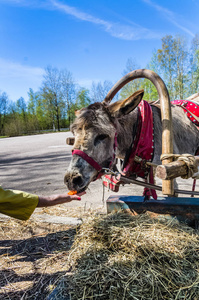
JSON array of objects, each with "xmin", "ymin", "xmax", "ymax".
[{"xmin": 64, "ymin": 171, "xmax": 85, "ymax": 192}]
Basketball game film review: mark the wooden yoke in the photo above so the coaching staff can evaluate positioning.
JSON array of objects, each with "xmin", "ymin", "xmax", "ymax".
[
  {"xmin": 156, "ymin": 156, "xmax": 199, "ymax": 180},
  {"xmin": 104, "ymin": 69, "xmax": 174, "ymax": 196},
  {"xmin": 152, "ymin": 74, "xmax": 174, "ymax": 195}
]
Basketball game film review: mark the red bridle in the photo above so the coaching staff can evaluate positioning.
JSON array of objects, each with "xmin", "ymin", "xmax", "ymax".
[
  {"xmin": 72, "ymin": 149, "xmax": 102, "ymax": 171},
  {"xmin": 72, "ymin": 132, "xmax": 118, "ymax": 178}
]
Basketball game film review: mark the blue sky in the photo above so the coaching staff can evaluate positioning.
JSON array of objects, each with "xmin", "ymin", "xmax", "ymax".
[{"xmin": 0, "ymin": 0, "xmax": 199, "ymax": 102}]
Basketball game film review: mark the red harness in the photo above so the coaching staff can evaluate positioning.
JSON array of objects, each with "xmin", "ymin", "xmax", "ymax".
[
  {"xmin": 122, "ymin": 100, "xmax": 156, "ymax": 199},
  {"xmin": 171, "ymin": 100, "xmax": 199, "ymax": 126},
  {"xmin": 122, "ymin": 100, "xmax": 154, "ymax": 177}
]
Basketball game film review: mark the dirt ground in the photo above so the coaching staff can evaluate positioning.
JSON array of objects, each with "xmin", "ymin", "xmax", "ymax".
[{"xmin": 0, "ymin": 207, "xmax": 100, "ymax": 299}]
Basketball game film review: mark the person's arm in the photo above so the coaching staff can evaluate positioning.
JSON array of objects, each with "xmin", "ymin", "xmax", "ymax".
[
  {"xmin": 37, "ymin": 193, "xmax": 82, "ymax": 207},
  {"xmin": 0, "ymin": 186, "xmax": 83, "ymax": 221},
  {"xmin": 0, "ymin": 186, "xmax": 39, "ymax": 220}
]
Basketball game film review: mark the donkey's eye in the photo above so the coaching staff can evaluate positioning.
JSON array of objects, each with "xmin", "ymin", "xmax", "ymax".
[{"xmin": 94, "ymin": 134, "xmax": 108, "ymax": 146}]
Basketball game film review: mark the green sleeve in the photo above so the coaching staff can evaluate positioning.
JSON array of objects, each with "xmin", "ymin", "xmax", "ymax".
[{"xmin": 0, "ymin": 186, "xmax": 39, "ymax": 221}]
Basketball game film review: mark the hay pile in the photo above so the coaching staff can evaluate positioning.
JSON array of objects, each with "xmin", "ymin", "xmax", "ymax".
[{"xmin": 57, "ymin": 212, "xmax": 199, "ymax": 300}]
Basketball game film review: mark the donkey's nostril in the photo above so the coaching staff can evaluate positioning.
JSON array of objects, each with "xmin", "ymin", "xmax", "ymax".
[{"xmin": 73, "ymin": 176, "xmax": 83, "ymax": 187}]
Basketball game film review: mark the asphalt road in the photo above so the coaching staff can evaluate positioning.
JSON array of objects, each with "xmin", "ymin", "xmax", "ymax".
[{"xmin": 0, "ymin": 132, "xmax": 198, "ymax": 210}]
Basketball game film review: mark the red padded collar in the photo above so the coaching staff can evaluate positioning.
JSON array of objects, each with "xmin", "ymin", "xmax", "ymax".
[{"xmin": 122, "ymin": 100, "xmax": 154, "ymax": 177}]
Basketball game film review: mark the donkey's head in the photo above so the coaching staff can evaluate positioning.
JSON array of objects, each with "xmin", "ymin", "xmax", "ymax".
[{"xmin": 64, "ymin": 90, "xmax": 144, "ymax": 192}]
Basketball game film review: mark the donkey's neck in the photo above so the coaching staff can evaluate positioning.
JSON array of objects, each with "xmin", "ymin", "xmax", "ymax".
[{"xmin": 115, "ymin": 108, "xmax": 138, "ymax": 159}]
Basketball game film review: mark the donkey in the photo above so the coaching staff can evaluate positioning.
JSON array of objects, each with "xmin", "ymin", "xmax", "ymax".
[{"xmin": 64, "ymin": 69, "xmax": 199, "ymax": 194}]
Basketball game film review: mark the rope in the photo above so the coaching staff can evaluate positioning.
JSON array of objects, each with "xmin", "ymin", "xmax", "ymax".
[{"xmin": 160, "ymin": 153, "xmax": 198, "ymax": 179}]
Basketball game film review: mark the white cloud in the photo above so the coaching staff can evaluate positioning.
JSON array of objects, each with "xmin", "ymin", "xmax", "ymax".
[
  {"xmin": 0, "ymin": 58, "xmax": 44, "ymax": 100},
  {"xmin": 142, "ymin": 0, "xmax": 195, "ymax": 37},
  {"xmin": 77, "ymin": 78, "xmax": 95, "ymax": 89},
  {"xmin": 1, "ymin": 0, "xmax": 195, "ymax": 39},
  {"xmin": 50, "ymin": 0, "xmax": 161, "ymax": 40},
  {"xmin": 0, "ymin": 58, "xmax": 44, "ymax": 79},
  {"xmin": 0, "ymin": 0, "xmax": 162, "ymax": 40}
]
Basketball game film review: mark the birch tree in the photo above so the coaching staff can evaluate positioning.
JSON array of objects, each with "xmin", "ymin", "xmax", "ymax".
[
  {"xmin": 41, "ymin": 66, "xmax": 76, "ymax": 130},
  {"xmin": 189, "ymin": 34, "xmax": 199, "ymax": 95},
  {"xmin": 61, "ymin": 69, "xmax": 76, "ymax": 127},
  {"xmin": 119, "ymin": 58, "xmax": 142, "ymax": 99},
  {"xmin": 91, "ymin": 80, "xmax": 113, "ymax": 102},
  {"xmin": 173, "ymin": 35, "xmax": 188, "ymax": 99},
  {"xmin": 157, "ymin": 35, "xmax": 176, "ymax": 99}
]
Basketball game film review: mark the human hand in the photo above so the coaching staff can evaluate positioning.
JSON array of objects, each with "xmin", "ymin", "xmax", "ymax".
[{"xmin": 37, "ymin": 191, "xmax": 86, "ymax": 207}]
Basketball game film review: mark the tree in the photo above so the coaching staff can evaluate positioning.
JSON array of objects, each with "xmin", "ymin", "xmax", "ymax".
[
  {"xmin": 61, "ymin": 69, "xmax": 76, "ymax": 127},
  {"xmin": 90, "ymin": 80, "xmax": 113, "ymax": 102},
  {"xmin": 0, "ymin": 91, "xmax": 8, "ymax": 135},
  {"xmin": 68, "ymin": 88, "xmax": 91, "ymax": 123},
  {"xmin": 119, "ymin": 58, "xmax": 143, "ymax": 99},
  {"xmin": 157, "ymin": 35, "xmax": 189, "ymax": 99},
  {"xmin": 41, "ymin": 66, "xmax": 77, "ymax": 130},
  {"xmin": 28, "ymin": 88, "xmax": 38, "ymax": 115},
  {"xmin": 144, "ymin": 52, "xmax": 160, "ymax": 101},
  {"xmin": 173, "ymin": 35, "xmax": 188, "ymax": 99},
  {"xmin": 16, "ymin": 97, "xmax": 27, "ymax": 118},
  {"xmin": 42, "ymin": 66, "xmax": 61, "ymax": 131},
  {"xmin": 41, "ymin": 67, "xmax": 65, "ymax": 131},
  {"xmin": 157, "ymin": 35, "xmax": 176, "ymax": 99},
  {"xmin": 75, "ymin": 88, "xmax": 90, "ymax": 109},
  {"xmin": 27, "ymin": 88, "xmax": 42, "ymax": 132},
  {"xmin": 4, "ymin": 101, "xmax": 21, "ymax": 136},
  {"xmin": 189, "ymin": 34, "xmax": 199, "ymax": 95},
  {"xmin": 15, "ymin": 97, "xmax": 28, "ymax": 133}
]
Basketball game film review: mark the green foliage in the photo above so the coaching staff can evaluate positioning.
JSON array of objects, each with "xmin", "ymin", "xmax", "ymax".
[
  {"xmin": 156, "ymin": 35, "xmax": 189, "ymax": 99},
  {"xmin": 69, "ymin": 88, "xmax": 91, "ymax": 123},
  {"xmin": 120, "ymin": 34, "xmax": 198, "ymax": 102},
  {"xmin": 76, "ymin": 88, "xmax": 91, "ymax": 109}
]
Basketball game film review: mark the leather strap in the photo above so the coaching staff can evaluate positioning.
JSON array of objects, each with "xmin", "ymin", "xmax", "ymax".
[{"xmin": 72, "ymin": 149, "xmax": 102, "ymax": 171}]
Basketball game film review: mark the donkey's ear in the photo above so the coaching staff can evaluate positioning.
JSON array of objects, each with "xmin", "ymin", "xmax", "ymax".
[
  {"xmin": 108, "ymin": 89, "xmax": 144, "ymax": 118},
  {"xmin": 75, "ymin": 107, "xmax": 86, "ymax": 117},
  {"xmin": 75, "ymin": 110, "xmax": 81, "ymax": 116}
]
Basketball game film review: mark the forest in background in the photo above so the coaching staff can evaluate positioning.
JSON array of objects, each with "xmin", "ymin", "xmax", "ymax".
[{"xmin": 1, "ymin": 34, "xmax": 199, "ymax": 137}]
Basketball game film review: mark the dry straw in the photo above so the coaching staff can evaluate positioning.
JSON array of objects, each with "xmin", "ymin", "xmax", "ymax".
[{"xmin": 57, "ymin": 212, "xmax": 199, "ymax": 300}]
